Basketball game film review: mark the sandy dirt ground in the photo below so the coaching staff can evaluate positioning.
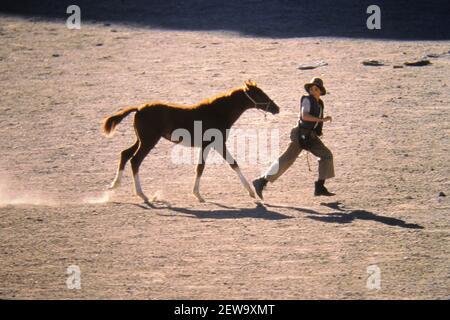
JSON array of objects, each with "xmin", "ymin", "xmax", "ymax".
[{"xmin": 0, "ymin": 12, "xmax": 449, "ymax": 299}]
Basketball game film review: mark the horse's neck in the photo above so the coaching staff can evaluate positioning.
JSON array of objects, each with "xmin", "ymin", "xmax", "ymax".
[{"xmin": 222, "ymin": 90, "xmax": 251, "ymax": 127}]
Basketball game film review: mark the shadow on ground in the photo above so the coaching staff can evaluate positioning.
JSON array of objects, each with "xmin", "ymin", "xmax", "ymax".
[
  {"xmin": 131, "ymin": 200, "xmax": 424, "ymax": 228},
  {"xmin": 135, "ymin": 201, "xmax": 293, "ymax": 220},
  {"xmin": 266, "ymin": 201, "xmax": 424, "ymax": 229},
  {"xmin": 1, "ymin": 0, "xmax": 450, "ymax": 40}
]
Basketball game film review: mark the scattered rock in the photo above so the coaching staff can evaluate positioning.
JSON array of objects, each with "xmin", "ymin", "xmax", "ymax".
[
  {"xmin": 95, "ymin": 43, "xmax": 103, "ymax": 46},
  {"xmin": 362, "ymin": 60, "xmax": 384, "ymax": 66},
  {"xmin": 110, "ymin": 29, "xmax": 117, "ymax": 33},
  {"xmin": 298, "ymin": 61, "xmax": 328, "ymax": 70},
  {"xmin": 393, "ymin": 65, "xmax": 404, "ymax": 69},
  {"xmin": 425, "ymin": 53, "xmax": 441, "ymax": 58},
  {"xmin": 424, "ymin": 51, "xmax": 450, "ymax": 59},
  {"xmin": 381, "ymin": 114, "xmax": 388, "ymax": 118},
  {"xmin": 52, "ymin": 53, "xmax": 60, "ymax": 57},
  {"xmin": 437, "ymin": 191, "xmax": 446, "ymax": 203},
  {"xmin": 404, "ymin": 59, "xmax": 431, "ymax": 67}
]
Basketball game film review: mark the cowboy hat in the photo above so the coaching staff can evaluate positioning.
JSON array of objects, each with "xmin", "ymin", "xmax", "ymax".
[{"xmin": 304, "ymin": 77, "xmax": 326, "ymax": 95}]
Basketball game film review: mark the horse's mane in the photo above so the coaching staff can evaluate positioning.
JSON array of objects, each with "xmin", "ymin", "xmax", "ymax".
[
  {"xmin": 140, "ymin": 86, "xmax": 246, "ymax": 110},
  {"xmin": 193, "ymin": 86, "xmax": 245, "ymax": 109}
]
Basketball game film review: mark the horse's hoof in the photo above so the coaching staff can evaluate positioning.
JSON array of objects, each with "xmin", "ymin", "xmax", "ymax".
[
  {"xmin": 193, "ymin": 193, "xmax": 205, "ymax": 203},
  {"xmin": 136, "ymin": 193, "xmax": 149, "ymax": 203},
  {"xmin": 143, "ymin": 199, "xmax": 153, "ymax": 207},
  {"xmin": 109, "ymin": 181, "xmax": 120, "ymax": 189},
  {"xmin": 196, "ymin": 196, "xmax": 205, "ymax": 203}
]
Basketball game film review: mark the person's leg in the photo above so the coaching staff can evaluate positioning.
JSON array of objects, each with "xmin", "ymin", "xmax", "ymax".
[
  {"xmin": 265, "ymin": 141, "xmax": 303, "ymax": 182},
  {"xmin": 253, "ymin": 139, "xmax": 302, "ymax": 199},
  {"xmin": 308, "ymin": 135, "xmax": 335, "ymax": 196}
]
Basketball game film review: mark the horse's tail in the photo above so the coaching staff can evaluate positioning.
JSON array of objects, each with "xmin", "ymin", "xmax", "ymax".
[{"xmin": 102, "ymin": 106, "xmax": 138, "ymax": 136}]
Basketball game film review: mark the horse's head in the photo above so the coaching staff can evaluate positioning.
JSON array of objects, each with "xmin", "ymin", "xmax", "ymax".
[{"xmin": 243, "ymin": 80, "xmax": 280, "ymax": 115}]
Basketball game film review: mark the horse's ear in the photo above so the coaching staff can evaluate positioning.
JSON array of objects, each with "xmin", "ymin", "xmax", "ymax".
[{"xmin": 244, "ymin": 79, "xmax": 257, "ymax": 88}]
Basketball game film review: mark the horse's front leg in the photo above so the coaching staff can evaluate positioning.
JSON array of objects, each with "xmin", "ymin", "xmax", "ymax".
[
  {"xmin": 220, "ymin": 145, "xmax": 256, "ymax": 199},
  {"xmin": 193, "ymin": 163, "xmax": 205, "ymax": 202},
  {"xmin": 193, "ymin": 145, "xmax": 211, "ymax": 202}
]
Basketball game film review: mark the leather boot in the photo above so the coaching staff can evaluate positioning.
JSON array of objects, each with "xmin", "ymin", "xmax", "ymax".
[
  {"xmin": 314, "ymin": 181, "xmax": 335, "ymax": 196},
  {"xmin": 252, "ymin": 177, "xmax": 268, "ymax": 200}
]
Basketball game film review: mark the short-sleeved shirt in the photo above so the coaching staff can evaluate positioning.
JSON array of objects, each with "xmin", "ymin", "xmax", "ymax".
[{"xmin": 299, "ymin": 96, "xmax": 323, "ymax": 128}]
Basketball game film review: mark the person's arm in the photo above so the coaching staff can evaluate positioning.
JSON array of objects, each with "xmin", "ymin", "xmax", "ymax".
[
  {"xmin": 301, "ymin": 98, "xmax": 332, "ymax": 122},
  {"xmin": 302, "ymin": 113, "xmax": 332, "ymax": 122}
]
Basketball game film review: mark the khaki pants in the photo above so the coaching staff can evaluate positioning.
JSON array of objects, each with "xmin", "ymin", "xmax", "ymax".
[{"xmin": 264, "ymin": 126, "xmax": 335, "ymax": 182}]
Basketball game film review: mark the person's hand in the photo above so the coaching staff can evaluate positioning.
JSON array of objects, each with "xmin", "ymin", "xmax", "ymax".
[{"xmin": 323, "ymin": 116, "xmax": 332, "ymax": 123}]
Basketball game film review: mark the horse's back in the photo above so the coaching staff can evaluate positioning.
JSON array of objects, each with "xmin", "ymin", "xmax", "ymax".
[{"xmin": 134, "ymin": 101, "xmax": 227, "ymax": 147}]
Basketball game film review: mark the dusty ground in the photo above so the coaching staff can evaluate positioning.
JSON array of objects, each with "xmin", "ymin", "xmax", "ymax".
[{"xmin": 0, "ymin": 12, "xmax": 449, "ymax": 299}]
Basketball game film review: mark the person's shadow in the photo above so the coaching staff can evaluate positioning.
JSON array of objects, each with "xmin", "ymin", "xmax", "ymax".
[{"xmin": 266, "ymin": 201, "xmax": 424, "ymax": 229}]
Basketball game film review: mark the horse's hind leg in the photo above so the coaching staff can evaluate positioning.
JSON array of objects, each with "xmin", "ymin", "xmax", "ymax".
[
  {"xmin": 109, "ymin": 139, "xmax": 139, "ymax": 189},
  {"xmin": 130, "ymin": 136, "xmax": 160, "ymax": 202},
  {"xmin": 220, "ymin": 144, "xmax": 256, "ymax": 199},
  {"xmin": 193, "ymin": 144, "xmax": 212, "ymax": 202}
]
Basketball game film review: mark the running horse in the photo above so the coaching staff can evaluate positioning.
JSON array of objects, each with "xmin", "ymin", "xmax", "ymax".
[{"xmin": 102, "ymin": 80, "xmax": 280, "ymax": 202}]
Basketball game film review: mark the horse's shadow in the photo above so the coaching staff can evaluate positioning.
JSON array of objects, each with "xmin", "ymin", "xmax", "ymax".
[
  {"xmin": 136, "ymin": 201, "xmax": 293, "ymax": 220},
  {"xmin": 266, "ymin": 201, "xmax": 424, "ymax": 229},
  {"xmin": 132, "ymin": 200, "xmax": 423, "ymax": 229}
]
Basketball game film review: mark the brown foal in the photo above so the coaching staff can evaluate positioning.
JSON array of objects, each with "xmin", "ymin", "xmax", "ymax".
[{"xmin": 102, "ymin": 80, "xmax": 280, "ymax": 202}]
